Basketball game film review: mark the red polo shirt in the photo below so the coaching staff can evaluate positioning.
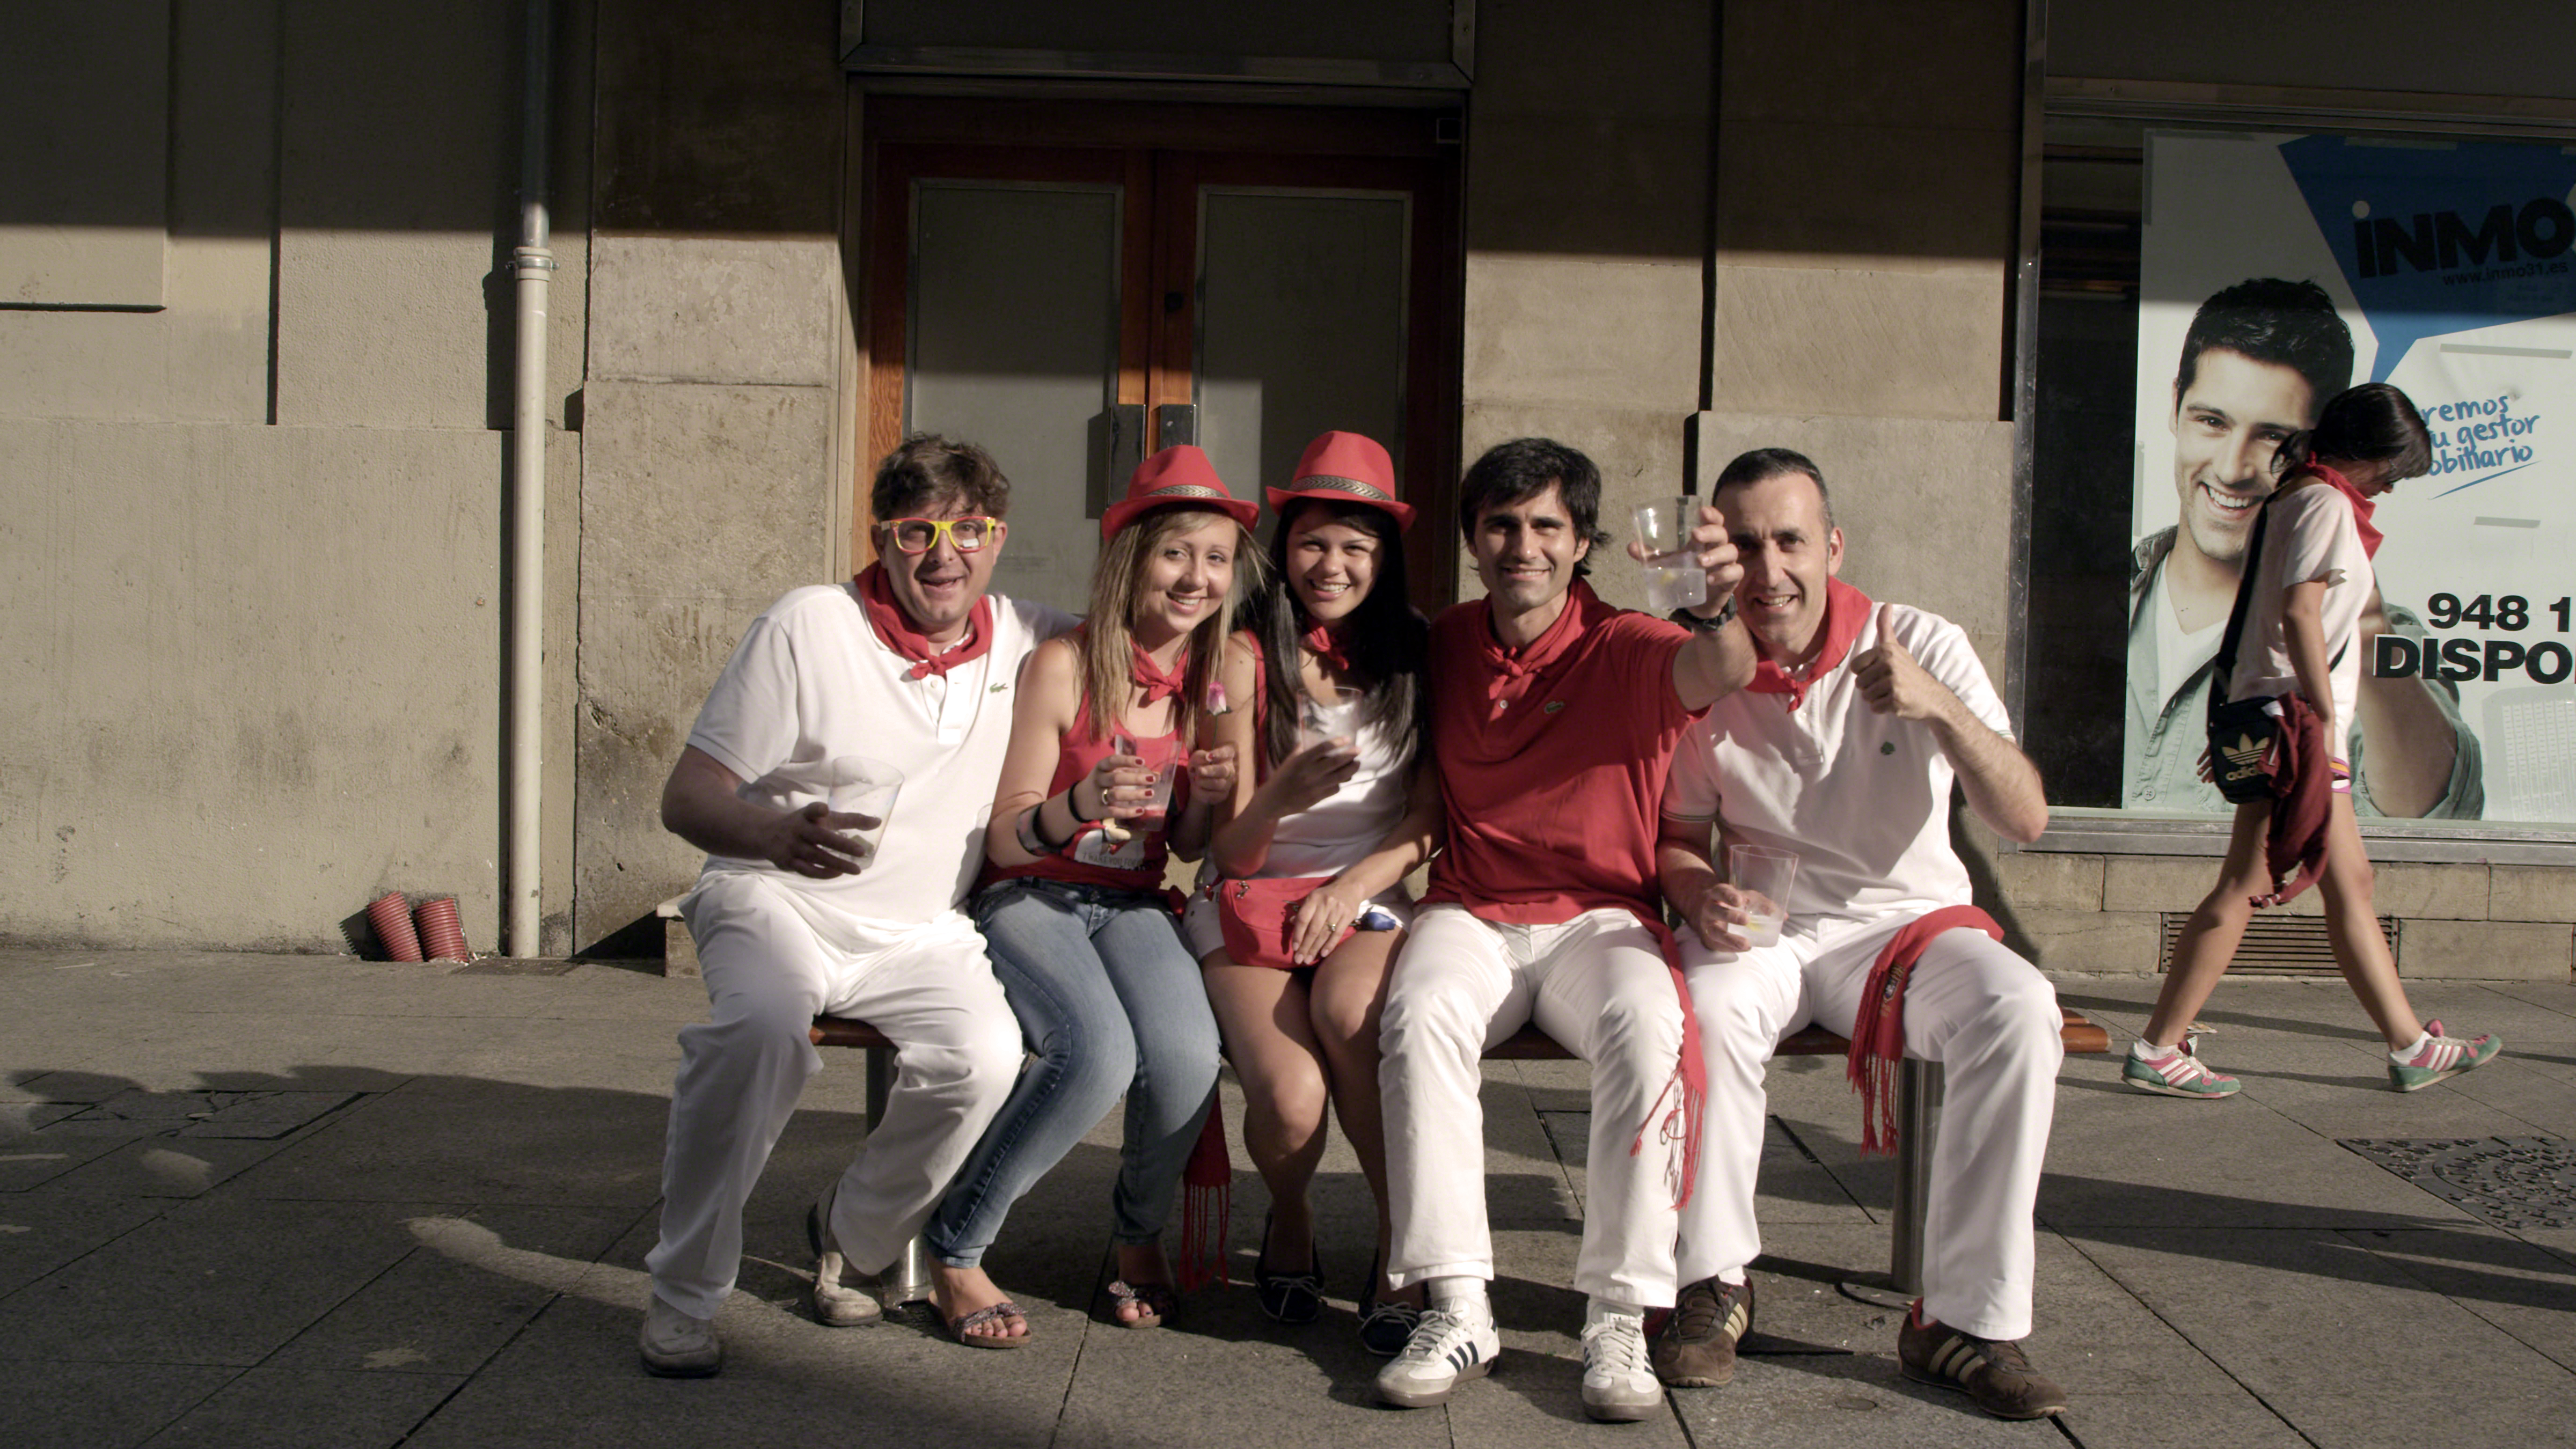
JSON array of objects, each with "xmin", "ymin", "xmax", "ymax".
[{"xmin": 1422, "ymin": 580, "xmax": 1703, "ymax": 923}]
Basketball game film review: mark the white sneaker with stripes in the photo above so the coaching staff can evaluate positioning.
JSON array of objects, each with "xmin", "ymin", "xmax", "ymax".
[
  {"xmin": 2123, "ymin": 1038, "xmax": 2240, "ymax": 1098},
  {"xmin": 1376, "ymin": 1306, "xmax": 1500, "ymax": 1408}
]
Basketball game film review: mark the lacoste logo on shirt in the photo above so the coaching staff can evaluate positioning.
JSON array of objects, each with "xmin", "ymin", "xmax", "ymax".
[
  {"xmin": 991, "ymin": 683, "xmax": 1007, "ymax": 692},
  {"xmin": 1542, "ymin": 700, "xmax": 1565, "ymax": 713}
]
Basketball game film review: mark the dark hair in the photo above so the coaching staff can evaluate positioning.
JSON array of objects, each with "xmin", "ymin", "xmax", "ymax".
[
  {"xmin": 1711, "ymin": 447, "xmax": 1834, "ymax": 531},
  {"xmin": 870, "ymin": 434, "xmax": 1011, "ymax": 523},
  {"xmin": 2274, "ymin": 383, "xmax": 2433, "ymax": 484},
  {"xmin": 2173, "ymin": 278, "xmax": 2355, "ymax": 415},
  {"xmin": 1249, "ymin": 500, "xmax": 1429, "ymax": 770},
  {"xmin": 1457, "ymin": 437, "xmax": 1607, "ymax": 577}
]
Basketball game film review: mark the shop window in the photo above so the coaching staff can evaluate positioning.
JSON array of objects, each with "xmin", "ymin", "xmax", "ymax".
[{"xmin": 2029, "ymin": 113, "xmax": 2576, "ymax": 836}]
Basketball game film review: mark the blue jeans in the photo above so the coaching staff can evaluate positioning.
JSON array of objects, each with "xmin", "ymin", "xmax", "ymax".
[{"xmin": 926, "ymin": 877, "xmax": 1221, "ymax": 1268}]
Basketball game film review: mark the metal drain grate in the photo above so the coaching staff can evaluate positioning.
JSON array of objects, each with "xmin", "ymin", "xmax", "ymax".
[
  {"xmin": 2158, "ymin": 913, "xmax": 2397, "ymax": 975},
  {"xmin": 2341, "ymin": 1138, "xmax": 2576, "ymax": 1230}
]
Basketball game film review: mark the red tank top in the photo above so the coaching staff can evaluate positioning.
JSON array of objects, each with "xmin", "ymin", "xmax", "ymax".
[{"xmin": 980, "ymin": 701, "xmax": 1188, "ymax": 892}]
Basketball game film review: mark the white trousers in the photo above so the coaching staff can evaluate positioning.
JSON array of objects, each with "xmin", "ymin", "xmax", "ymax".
[
  {"xmin": 645, "ymin": 871, "xmax": 1022, "ymax": 1319},
  {"xmin": 1380, "ymin": 905, "xmax": 1686, "ymax": 1308},
  {"xmin": 1677, "ymin": 912, "xmax": 2061, "ymax": 1341}
]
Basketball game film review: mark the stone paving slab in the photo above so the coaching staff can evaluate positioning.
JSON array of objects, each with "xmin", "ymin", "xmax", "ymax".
[
  {"xmin": 0, "ymin": 1359, "xmax": 238, "ymax": 1449},
  {"xmin": 2077, "ymin": 1226, "xmax": 2576, "ymax": 1447},
  {"xmin": 140, "ymin": 1366, "xmax": 466, "ymax": 1449}
]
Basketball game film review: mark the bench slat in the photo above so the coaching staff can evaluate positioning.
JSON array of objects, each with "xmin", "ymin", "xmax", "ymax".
[{"xmin": 817, "ymin": 1008, "xmax": 2109, "ymax": 1058}]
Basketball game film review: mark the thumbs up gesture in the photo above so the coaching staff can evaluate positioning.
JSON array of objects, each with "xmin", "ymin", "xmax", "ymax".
[{"xmin": 1852, "ymin": 604, "xmax": 1938, "ymax": 719}]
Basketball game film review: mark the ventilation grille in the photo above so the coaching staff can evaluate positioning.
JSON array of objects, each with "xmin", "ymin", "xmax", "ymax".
[{"xmin": 2158, "ymin": 913, "xmax": 2398, "ymax": 975}]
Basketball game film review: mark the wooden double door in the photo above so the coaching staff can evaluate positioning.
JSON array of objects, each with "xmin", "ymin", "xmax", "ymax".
[{"xmin": 859, "ymin": 100, "xmax": 1461, "ymax": 613}]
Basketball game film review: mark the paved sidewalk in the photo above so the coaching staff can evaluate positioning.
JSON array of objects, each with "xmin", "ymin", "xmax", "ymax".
[{"xmin": 1, "ymin": 949, "xmax": 2571, "ymax": 1448}]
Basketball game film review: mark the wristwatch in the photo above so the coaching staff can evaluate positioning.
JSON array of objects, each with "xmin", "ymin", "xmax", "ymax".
[{"xmin": 1670, "ymin": 595, "xmax": 1738, "ymax": 632}]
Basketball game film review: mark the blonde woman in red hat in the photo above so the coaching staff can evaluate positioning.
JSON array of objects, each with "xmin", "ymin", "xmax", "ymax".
[
  {"xmin": 920, "ymin": 445, "xmax": 1259, "ymax": 1343},
  {"xmin": 1190, "ymin": 431, "xmax": 1440, "ymax": 1352}
]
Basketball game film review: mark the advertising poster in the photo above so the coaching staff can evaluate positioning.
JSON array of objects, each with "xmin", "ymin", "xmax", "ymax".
[{"xmin": 2128, "ymin": 130, "xmax": 2576, "ymax": 825}]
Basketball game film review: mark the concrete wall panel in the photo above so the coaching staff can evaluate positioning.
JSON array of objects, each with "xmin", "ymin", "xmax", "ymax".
[
  {"xmin": 1721, "ymin": 0, "xmax": 2020, "ymax": 133},
  {"xmin": 1463, "ymin": 255, "xmax": 1702, "ymax": 414},
  {"xmin": 2009, "ymin": 908, "xmax": 2163, "ymax": 975},
  {"xmin": 2398, "ymin": 920, "xmax": 2572, "ymax": 982},
  {"xmin": 1715, "ymin": 120, "xmax": 2016, "ymax": 271},
  {"xmin": 589, "ymin": 235, "xmax": 839, "ymax": 386},
  {"xmin": 1708, "ymin": 264, "xmax": 2008, "ymax": 422},
  {"xmin": 0, "ymin": 420, "xmax": 505, "ymax": 950},
  {"xmin": 272, "ymin": 0, "xmax": 516, "ymax": 429},
  {"xmin": 2490, "ymin": 866, "xmax": 2576, "ymax": 924},
  {"xmin": 0, "ymin": 0, "xmax": 276, "ymax": 425},
  {"xmin": 573, "ymin": 380, "xmax": 838, "ymax": 949}
]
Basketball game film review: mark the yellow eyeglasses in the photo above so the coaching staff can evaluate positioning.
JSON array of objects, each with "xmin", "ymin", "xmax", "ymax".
[{"xmin": 880, "ymin": 516, "xmax": 1003, "ymax": 554}]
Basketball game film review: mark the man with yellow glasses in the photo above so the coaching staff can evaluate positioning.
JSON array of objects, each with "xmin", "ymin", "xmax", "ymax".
[{"xmin": 640, "ymin": 435, "xmax": 1074, "ymax": 1376}]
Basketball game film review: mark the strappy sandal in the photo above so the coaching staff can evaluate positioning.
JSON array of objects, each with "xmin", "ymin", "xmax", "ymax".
[
  {"xmin": 1106, "ymin": 1278, "xmax": 1178, "ymax": 1330},
  {"xmin": 935, "ymin": 1297, "xmax": 1031, "ymax": 1350}
]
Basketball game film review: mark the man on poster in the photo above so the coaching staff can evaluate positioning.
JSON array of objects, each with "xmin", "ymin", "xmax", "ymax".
[
  {"xmin": 2124, "ymin": 276, "xmax": 2480, "ymax": 817},
  {"xmin": 639, "ymin": 436, "xmax": 1073, "ymax": 1374},
  {"xmin": 1656, "ymin": 447, "xmax": 2068, "ymax": 1421}
]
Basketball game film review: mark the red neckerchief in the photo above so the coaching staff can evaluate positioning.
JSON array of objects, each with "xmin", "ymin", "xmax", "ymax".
[
  {"xmin": 855, "ymin": 564, "xmax": 993, "ymax": 680},
  {"xmin": 1475, "ymin": 578, "xmax": 1596, "ymax": 717},
  {"xmin": 1848, "ymin": 905, "xmax": 2003, "ymax": 1155},
  {"xmin": 2299, "ymin": 462, "xmax": 2384, "ymax": 559},
  {"xmin": 1630, "ymin": 913, "xmax": 1707, "ymax": 1211},
  {"xmin": 1132, "ymin": 641, "xmax": 1190, "ymax": 705},
  {"xmin": 1302, "ymin": 621, "xmax": 1353, "ymax": 675},
  {"xmin": 1744, "ymin": 577, "xmax": 1872, "ymax": 709}
]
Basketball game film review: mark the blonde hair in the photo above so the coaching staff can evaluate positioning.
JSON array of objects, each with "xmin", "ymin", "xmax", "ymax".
[{"xmin": 1080, "ymin": 507, "xmax": 1264, "ymax": 742}]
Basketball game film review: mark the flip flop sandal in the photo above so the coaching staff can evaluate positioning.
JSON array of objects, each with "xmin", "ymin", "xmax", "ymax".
[
  {"xmin": 938, "ymin": 1299, "xmax": 1031, "ymax": 1350},
  {"xmin": 1106, "ymin": 1278, "xmax": 1177, "ymax": 1330}
]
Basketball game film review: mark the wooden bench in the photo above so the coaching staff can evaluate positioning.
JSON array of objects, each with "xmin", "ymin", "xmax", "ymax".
[{"xmin": 811, "ymin": 1007, "xmax": 2110, "ymax": 1306}]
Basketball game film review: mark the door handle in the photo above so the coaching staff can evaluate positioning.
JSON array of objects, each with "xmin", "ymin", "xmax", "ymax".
[{"xmin": 1093, "ymin": 402, "xmax": 1146, "ymax": 519}]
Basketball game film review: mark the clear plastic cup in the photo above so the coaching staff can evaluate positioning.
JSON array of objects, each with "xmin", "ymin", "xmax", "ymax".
[
  {"xmin": 1297, "ymin": 684, "xmax": 1366, "ymax": 753},
  {"xmin": 820, "ymin": 755, "xmax": 903, "ymax": 869},
  {"xmin": 1111, "ymin": 732, "xmax": 1179, "ymax": 828},
  {"xmin": 1633, "ymin": 497, "xmax": 1708, "ymax": 613},
  {"xmin": 1727, "ymin": 842, "xmax": 1798, "ymax": 947}
]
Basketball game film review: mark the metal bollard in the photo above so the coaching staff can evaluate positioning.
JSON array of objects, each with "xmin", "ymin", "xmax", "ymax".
[
  {"xmin": 1886, "ymin": 1057, "xmax": 1943, "ymax": 1297},
  {"xmin": 865, "ymin": 1043, "xmax": 936, "ymax": 1305}
]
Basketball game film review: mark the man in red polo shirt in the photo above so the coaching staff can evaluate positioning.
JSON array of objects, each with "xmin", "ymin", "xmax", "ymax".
[{"xmin": 1374, "ymin": 438, "xmax": 1754, "ymax": 1422}]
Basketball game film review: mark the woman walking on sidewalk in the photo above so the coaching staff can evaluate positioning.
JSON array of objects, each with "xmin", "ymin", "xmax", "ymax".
[{"xmin": 2127, "ymin": 384, "xmax": 2501, "ymax": 1099}]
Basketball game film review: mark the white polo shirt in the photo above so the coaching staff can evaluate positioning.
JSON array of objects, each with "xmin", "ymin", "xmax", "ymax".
[
  {"xmin": 1662, "ymin": 603, "xmax": 2014, "ymax": 923},
  {"xmin": 685, "ymin": 583, "xmax": 1076, "ymax": 936}
]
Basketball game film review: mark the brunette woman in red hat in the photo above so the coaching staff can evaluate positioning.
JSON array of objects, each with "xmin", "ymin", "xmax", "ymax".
[
  {"xmin": 921, "ymin": 446, "xmax": 1258, "ymax": 1342},
  {"xmin": 1189, "ymin": 431, "xmax": 1440, "ymax": 1351}
]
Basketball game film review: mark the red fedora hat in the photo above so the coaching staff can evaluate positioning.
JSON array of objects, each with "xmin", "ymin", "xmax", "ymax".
[
  {"xmin": 1265, "ymin": 431, "xmax": 1414, "ymax": 531},
  {"xmin": 1100, "ymin": 444, "xmax": 1259, "ymax": 540}
]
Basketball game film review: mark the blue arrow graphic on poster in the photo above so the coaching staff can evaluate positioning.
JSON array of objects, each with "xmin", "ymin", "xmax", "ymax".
[{"xmin": 2281, "ymin": 135, "xmax": 2576, "ymax": 389}]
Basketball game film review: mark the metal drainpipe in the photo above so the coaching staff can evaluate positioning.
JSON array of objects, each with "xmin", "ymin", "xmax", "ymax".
[{"xmin": 508, "ymin": 0, "xmax": 555, "ymax": 957}]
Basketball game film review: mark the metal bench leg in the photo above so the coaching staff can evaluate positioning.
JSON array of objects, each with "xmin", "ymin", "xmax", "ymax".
[
  {"xmin": 1839, "ymin": 1057, "xmax": 1943, "ymax": 1311},
  {"xmin": 863, "ymin": 1043, "xmax": 935, "ymax": 1306},
  {"xmin": 1887, "ymin": 1057, "xmax": 1942, "ymax": 1298}
]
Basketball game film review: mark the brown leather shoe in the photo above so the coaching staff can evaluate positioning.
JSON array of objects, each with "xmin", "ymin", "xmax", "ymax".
[
  {"xmin": 1897, "ymin": 1303, "xmax": 2068, "ymax": 1419},
  {"xmin": 1651, "ymin": 1275, "xmax": 1753, "ymax": 1387}
]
